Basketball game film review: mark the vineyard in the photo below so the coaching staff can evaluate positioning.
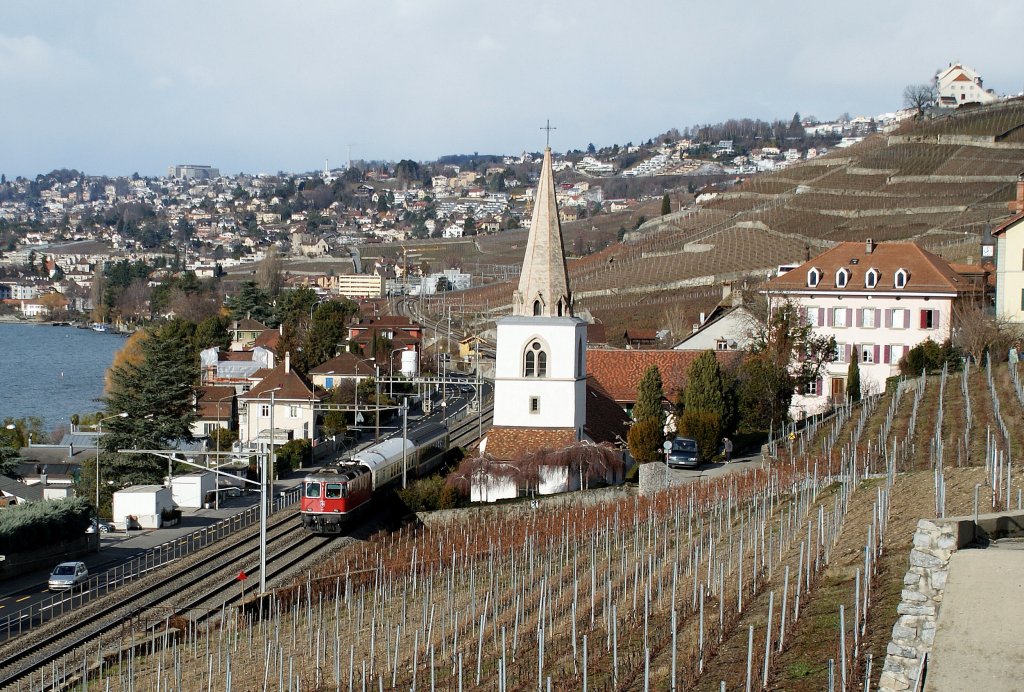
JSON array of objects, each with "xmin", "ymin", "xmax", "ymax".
[
  {"xmin": 409, "ymin": 101, "xmax": 1024, "ymax": 342},
  {"xmin": 55, "ymin": 360, "xmax": 1024, "ymax": 691}
]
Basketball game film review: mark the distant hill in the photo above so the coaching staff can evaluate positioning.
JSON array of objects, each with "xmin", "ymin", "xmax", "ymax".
[{"xmin": 424, "ymin": 100, "xmax": 1024, "ymax": 345}]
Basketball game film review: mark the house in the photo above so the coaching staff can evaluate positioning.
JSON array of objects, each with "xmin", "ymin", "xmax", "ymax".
[
  {"xmin": 993, "ymin": 176, "xmax": 1024, "ymax": 323},
  {"xmin": 347, "ymin": 315, "xmax": 423, "ymax": 358},
  {"xmin": 237, "ymin": 352, "xmax": 320, "ymax": 450},
  {"xmin": 200, "ymin": 346, "xmax": 275, "ymax": 387},
  {"xmin": 935, "ymin": 62, "xmax": 998, "ymax": 108},
  {"xmin": 192, "ymin": 385, "xmax": 237, "ymax": 438},
  {"xmin": 307, "ymin": 352, "xmax": 377, "ymax": 390},
  {"xmin": 673, "ymin": 285, "xmax": 759, "ymax": 352},
  {"xmin": 762, "ymin": 239, "xmax": 990, "ymax": 417},
  {"xmin": 230, "ymin": 318, "xmax": 269, "ymax": 351},
  {"xmin": 587, "ymin": 349, "xmax": 743, "ymax": 416},
  {"xmin": 623, "ymin": 328, "xmax": 658, "ymax": 349}
]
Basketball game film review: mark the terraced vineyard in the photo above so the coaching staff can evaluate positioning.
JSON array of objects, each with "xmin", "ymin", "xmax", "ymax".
[
  {"xmin": 412, "ymin": 101, "xmax": 1024, "ymax": 341},
  {"xmin": 47, "ymin": 362, "xmax": 1024, "ymax": 691}
]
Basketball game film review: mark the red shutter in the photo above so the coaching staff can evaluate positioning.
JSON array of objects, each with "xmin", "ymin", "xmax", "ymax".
[
  {"xmin": 825, "ymin": 308, "xmax": 833, "ymax": 327},
  {"xmin": 875, "ymin": 309, "xmax": 882, "ymax": 327},
  {"xmin": 815, "ymin": 377, "xmax": 823, "ymax": 396},
  {"xmin": 883, "ymin": 345, "xmax": 891, "ymax": 364},
  {"xmin": 845, "ymin": 344, "xmax": 853, "ymax": 361},
  {"xmin": 856, "ymin": 309, "xmax": 864, "ymax": 328},
  {"xmin": 799, "ymin": 307, "xmax": 807, "ymax": 325},
  {"xmin": 817, "ymin": 308, "xmax": 824, "ymax": 327},
  {"xmin": 885, "ymin": 309, "xmax": 893, "ymax": 328},
  {"xmin": 873, "ymin": 345, "xmax": 881, "ymax": 364},
  {"xmin": 846, "ymin": 308, "xmax": 853, "ymax": 326},
  {"xmin": 920, "ymin": 310, "xmax": 927, "ymax": 328},
  {"xmin": 903, "ymin": 310, "xmax": 911, "ymax": 329}
]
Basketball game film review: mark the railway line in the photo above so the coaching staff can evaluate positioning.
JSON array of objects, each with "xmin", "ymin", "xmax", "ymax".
[{"xmin": 0, "ymin": 510, "xmax": 334, "ymax": 689}]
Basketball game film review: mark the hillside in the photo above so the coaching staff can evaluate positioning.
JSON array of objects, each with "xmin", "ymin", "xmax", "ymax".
[{"xmin": 416, "ymin": 100, "xmax": 1024, "ymax": 344}]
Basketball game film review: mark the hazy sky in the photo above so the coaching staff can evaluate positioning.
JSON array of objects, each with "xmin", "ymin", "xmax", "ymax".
[{"xmin": 2, "ymin": 1, "xmax": 1021, "ymax": 177}]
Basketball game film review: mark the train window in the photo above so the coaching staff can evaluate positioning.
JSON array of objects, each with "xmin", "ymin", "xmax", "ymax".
[
  {"xmin": 304, "ymin": 482, "xmax": 321, "ymax": 498},
  {"xmin": 325, "ymin": 483, "xmax": 343, "ymax": 499}
]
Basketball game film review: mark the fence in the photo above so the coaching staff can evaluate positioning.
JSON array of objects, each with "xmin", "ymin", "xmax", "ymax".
[{"xmin": 1, "ymin": 486, "xmax": 301, "ymax": 641}]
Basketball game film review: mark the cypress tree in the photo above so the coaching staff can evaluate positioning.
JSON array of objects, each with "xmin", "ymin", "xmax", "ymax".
[
  {"xmin": 632, "ymin": 365, "xmax": 665, "ymax": 425},
  {"xmin": 683, "ymin": 351, "xmax": 725, "ymax": 418},
  {"xmin": 660, "ymin": 193, "xmax": 671, "ymax": 216},
  {"xmin": 847, "ymin": 347, "xmax": 861, "ymax": 402}
]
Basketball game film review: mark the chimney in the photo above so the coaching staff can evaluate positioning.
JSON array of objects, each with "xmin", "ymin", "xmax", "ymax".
[
  {"xmin": 1012, "ymin": 173, "xmax": 1024, "ymax": 213},
  {"xmin": 699, "ymin": 311, "xmax": 706, "ymax": 325},
  {"xmin": 721, "ymin": 282, "xmax": 732, "ymax": 303},
  {"xmin": 285, "ymin": 351, "xmax": 290, "ymax": 374},
  {"xmin": 865, "ymin": 238, "xmax": 875, "ymax": 255}
]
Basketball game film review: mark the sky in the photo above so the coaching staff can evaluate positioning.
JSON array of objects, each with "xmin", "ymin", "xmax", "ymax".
[{"xmin": 2, "ymin": 1, "xmax": 1022, "ymax": 178}]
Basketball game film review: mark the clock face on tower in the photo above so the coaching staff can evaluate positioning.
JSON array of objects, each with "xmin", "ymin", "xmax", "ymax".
[{"xmin": 982, "ymin": 245, "xmax": 994, "ymax": 257}]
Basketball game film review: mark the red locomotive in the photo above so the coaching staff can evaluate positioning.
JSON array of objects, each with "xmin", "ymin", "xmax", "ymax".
[{"xmin": 300, "ymin": 422, "xmax": 448, "ymax": 534}]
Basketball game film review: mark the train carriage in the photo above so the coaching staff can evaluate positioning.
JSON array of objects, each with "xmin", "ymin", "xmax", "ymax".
[{"xmin": 300, "ymin": 422, "xmax": 450, "ymax": 535}]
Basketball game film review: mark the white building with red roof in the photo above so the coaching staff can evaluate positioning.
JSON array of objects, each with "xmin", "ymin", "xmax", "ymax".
[
  {"xmin": 936, "ymin": 62, "xmax": 997, "ymax": 108},
  {"xmin": 763, "ymin": 239, "xmax": 989, "ymax": 416}
]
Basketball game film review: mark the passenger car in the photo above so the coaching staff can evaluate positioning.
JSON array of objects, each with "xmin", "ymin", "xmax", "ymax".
[
  {"xmin": 85, "ymin": 519, "xmax": 113, "ymax": 534},
  {"xmin": 666, "ymin": 437, "xmax": 700, "ymax": 469},
  {"xmin": 48, "ymin": 561, "xmax": 89, "ymax": 590}
]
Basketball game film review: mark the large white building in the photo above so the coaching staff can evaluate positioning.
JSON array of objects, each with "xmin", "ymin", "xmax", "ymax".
[
  {"xmin": 762, "ymin": 240, "xmax": 989, "ymax": 417},
  {"xmin": 993, "ymin": 176, "xmax": 1024, "ymax": 323},
  {"xmin": 935, "ymin": 63, "xmax": 997, "ymax": 108}
]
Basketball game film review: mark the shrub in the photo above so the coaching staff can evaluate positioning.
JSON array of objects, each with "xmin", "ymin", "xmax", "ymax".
[
  {"xmin": 0, "ymin": 497, "xmax": 92, "ymax": 554},
  {"xmin": 275, "ymin": 439, "xmax": 312, "ymax": 475},
  {"xmin": 627, "ymin": 418, "xmax": 663, "ymax": 464},
  {"xmin": 899, "ymin": 339, "xmax": 961, "ymax": 376},
  {"xmin": 397, "ymin": 475, "xmax": 458, "ymax": 513},
  {"xmin": 679, "ymin": 409, "xmax": 723, "ymax": 462}
]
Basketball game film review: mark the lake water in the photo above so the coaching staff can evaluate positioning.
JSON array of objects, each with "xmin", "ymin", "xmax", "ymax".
[{"xmin": 0, "ymin": 322, "xmax": 126, "ymax": 433}]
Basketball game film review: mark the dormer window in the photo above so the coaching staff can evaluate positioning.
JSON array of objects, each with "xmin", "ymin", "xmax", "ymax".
[
  {"xmin": 807, "ymin": 267, "xmax": 821, "ymax": 288},
  {"xmin": 865, "ymin": 268, "xmax": 879, "ymax": 289},
  {"xmin": 835, "ymin": 268, "xmax": 850, "ymax": 288},
  {"xmin": 894, "ymin": 268, "xmax": 909, "ymax": 289}
]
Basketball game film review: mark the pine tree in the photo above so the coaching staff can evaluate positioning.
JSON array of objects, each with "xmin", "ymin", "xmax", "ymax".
[
  {"xmin": 632, "ymin": 366, "xmax": 665, "ymax": 425},
  {"xmin": 101, "ymin": 322, "xmax": 200, "ymax": 486},
  {"xmin": 683, "ymin": 351, "xmax": 725, "ymax": 417},
  {"xmin": 847, "ymin": 347, "xmax": 861, "ymax": 402}
]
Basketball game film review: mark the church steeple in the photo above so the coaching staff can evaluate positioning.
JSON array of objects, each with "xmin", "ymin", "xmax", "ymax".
[{"xmin": 513, "ymin": 147, "xmax": 573, "ymax": 317}]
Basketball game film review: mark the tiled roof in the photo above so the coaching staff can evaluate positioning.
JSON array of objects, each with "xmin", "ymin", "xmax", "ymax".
[
  {"xmin": 587, "ymin": 349, "xmax": 743, "ymax": 403},
  {"xmin": 993, "ymin": 213, "xmax": 1024, "ymax": 236},
  {"xmin": 764, "ymin": 242, "xmax": 967, "ymax": 294},
  {"xmin": 587, "ymin": 323, "xmax": 608, "ymax": 344},
  {"xmin": 484, "ymin": 427, "xmax": 576, "ymax": 460},
  {"xmin": 243, "ymin": 364, "xmax": 316, "ymax": 401},
  {"xmin": 253, "ymin": 329, "xmax": 281, "ymax": 350},
  {"xmin": 196, "ymin": 385, "xmax": 235, "ymax": 420},
  {"xmin": 624, "ymin": 329, "xmax": 658, "ymax": 341},
  {"xmin": 235, "ymin": 318, "xmax": 268, "ymax": 332},
  {"xmin": 584, "ymin": 385, "xmax": 630, "ymax": 445},
  {"xmin": 308, "ymin": 352, "xmax": 377, "ymax": 377}
]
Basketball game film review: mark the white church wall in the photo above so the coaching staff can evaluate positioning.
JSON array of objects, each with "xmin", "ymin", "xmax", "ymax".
[
  {"xmin": 470, "ymin": 475, "xmax": 518, "ymax": 503},
  {"xmin": 537, "ymin": 465, "xmax": 581, "ymax": 495},
  {"xmin": 493, "ymin": 316, "xmax": 587, "ymax": 430}
]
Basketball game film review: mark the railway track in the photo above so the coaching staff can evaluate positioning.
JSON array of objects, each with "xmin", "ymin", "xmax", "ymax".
[
  {"xmin": 448, "ymin": 404, "xmax": 493, "ymax": 447},
  {"xmin": 0, "ymin": 511, "xmax": 332, "ymax": 689}
]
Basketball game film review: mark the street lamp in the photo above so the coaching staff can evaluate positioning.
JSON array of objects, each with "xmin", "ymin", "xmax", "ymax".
[
  {"xmin": 94, "ymin": 412, "xmax": 128, "ymax": 523},
  {"xmin": 389, "ymin": 347, "xmax": 406, "ymax": 398}
]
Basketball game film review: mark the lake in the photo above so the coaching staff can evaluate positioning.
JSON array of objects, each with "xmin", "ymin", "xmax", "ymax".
[{"xmin": 0, "ymin": 322, "xmax": 126, "ymax": 434}]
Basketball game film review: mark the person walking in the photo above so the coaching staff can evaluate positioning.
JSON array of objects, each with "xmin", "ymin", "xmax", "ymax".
[{"xmin": 722, "ymin": 436, "xmax": 733, "ymax": 463}]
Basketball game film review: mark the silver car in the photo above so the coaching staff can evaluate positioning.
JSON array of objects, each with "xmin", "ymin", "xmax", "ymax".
[
  {"xmin": 667, "ymin": 437, "xmax": 700, "ymax": 469},
  {"xmin": 48, "ymin": 561, "xmax": 88, "ymax": 591}
]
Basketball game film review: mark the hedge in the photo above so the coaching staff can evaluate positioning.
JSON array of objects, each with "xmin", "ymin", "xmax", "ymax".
[{"xmin": 0, "ymin": 497, "xmax": 92, "ymax": 554}]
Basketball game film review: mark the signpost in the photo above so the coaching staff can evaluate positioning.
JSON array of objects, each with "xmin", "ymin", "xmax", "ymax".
[
  {"xmin": 237, "ymin": 570, "xmax": 247, "ymax": 601},
  {"xmin": 663, "ymin": 439, "xmax": 673, "ymax": 464}
]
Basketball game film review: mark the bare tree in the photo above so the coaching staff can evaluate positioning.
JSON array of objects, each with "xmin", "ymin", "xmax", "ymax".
[
  {"xmin": 903, "ymin": 83, "xmax": 937, "ymax": 119},
  {"xmin": 257, "ymin": 245, "xmax": 283, "ymax": 296},
  {"xmin": 116, "ymin": 278, "xmax": 152, "ymax": 323},
  {"xmin": 952, "ymin": 302, "xmax": 1020, "ymax": 364}
]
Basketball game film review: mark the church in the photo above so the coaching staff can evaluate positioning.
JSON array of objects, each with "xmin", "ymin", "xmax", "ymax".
[{"xmin": 468, "ymin": 143, "xmax": 628, "ymax": 502}]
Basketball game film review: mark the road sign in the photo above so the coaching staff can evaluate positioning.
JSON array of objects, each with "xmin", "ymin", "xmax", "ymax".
[
  {"xmin": 663, "ymin": 440, "xmax": 673, "ymax": 451},
  {"xmin": 237, "ymin": 571, "xmax": 247, "ymax": 581}
]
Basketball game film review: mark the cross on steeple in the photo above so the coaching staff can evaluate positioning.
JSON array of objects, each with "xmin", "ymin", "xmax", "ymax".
[{"xmin": 540, "ymin": 119, "xmax": 556, "ymax": 148}]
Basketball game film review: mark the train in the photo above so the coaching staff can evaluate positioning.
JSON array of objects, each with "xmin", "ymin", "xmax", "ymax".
[{"xmin": 300, "ymin": 422, "xmax": 449, "ymax": 534}]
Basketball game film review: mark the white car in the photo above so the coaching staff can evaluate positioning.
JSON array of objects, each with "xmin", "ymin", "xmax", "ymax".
[{"xmin": 48, "ymin": 561, "xmax": 89, "ymax": 591}]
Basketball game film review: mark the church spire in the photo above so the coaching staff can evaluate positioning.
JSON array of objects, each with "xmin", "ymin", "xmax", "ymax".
[{"xmin": 513, "ymin": 146, "xmax": 573, "ymax": 318}]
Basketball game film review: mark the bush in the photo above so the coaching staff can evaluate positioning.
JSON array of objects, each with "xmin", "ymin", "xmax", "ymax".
[
  {"xmin": 627, "ymin": 418, "xmax": 663, "ymax": 464},
  {"xmin": 899, "ymin": 339, "xmax": 961, "ymax": 376},
  {"xmin": 0, "ymin": 497, "xmax": 92, "ymax": 554},
  {"xmin": 678, "ymin": 409, "xmax": 723, "ymax": 462},
  {"xmin": 397, "ymin": 475, "xmax": 459, "ymax": 512},
  {"xmin": 275, "ymin": 439, "xmax": 312, "ymax": 475}
]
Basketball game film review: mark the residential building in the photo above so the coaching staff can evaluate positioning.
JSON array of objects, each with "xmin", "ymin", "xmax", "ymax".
[
  {"xmin": 762, "ymin": 240, "xmax": 990, "ymax": 417},
  {"xmin": 237, "ymin": 352, "xmax": 319, "ymax": 450},
  {"xmin": 307, "ymin": 352, "xmax": 377, "ymax": 390},
  {"xmin": 935, "ymin": 63, "xmax": 998, "ymax": 108},
  {"xmin": 347, "ymin": 316, "xmax": 422, "ymax": 358},
  {"xmin": 993, "ymin": 176, "xmax": 1024, "ymax": 323}
]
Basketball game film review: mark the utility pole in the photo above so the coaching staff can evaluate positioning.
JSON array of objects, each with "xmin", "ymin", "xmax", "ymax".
[{"xmin": 401, "ymin": 400, "xmax": 409, "ymax": 488}]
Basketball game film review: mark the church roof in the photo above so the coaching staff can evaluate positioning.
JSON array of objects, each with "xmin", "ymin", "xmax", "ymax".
[
  {"xmin": 483, "ymin": 427, "xmax": 577, "ymax": 460},
  {"xmin": 513, "ymin": 147, "xmax": 572, "ymax": 317}
]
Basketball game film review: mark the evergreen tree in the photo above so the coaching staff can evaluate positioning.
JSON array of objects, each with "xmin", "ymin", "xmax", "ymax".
[
  {"xmin": 194, "ymin": 315, "xmax": 232, "ymax": 352},
  {"xmin": 660, "ymin": 193, "xmax": 671, "ymax": 216},
  {"xmin": 100, "ymin": 323, "xmax": 200, "ymax": 487},
  {"xmin": 305, "ymin": 299, "xmax": 358, "ymax": 367},
  {"xmin": 683, "ymin": 351, "xmax": 725, "ymax": 417},
  {"xmin": 632, "ymin": 365, "xmax": 665, "ymax": 425},
  {"xmin": 225, "ymin": 281, "xmax": 275, "ymax": 324},
  {"xmin": 847, "ymin": 347, "xmax": 861, "ymax": 402}
]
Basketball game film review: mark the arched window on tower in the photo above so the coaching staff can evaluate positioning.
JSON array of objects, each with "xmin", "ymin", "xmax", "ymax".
[
  {"xmin": 557, "ymin": 301, "xmax": 563, "ymax": 316},
  {"xmin": 533, "ymin": 300, "xmax": 542, "ymax": 316},
  {"xmin": 524, "ymin": 340, "xmax": 548, "ymax": 378}
]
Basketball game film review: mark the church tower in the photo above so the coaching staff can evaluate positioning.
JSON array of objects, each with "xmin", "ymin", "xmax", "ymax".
[{"xmin": 489, "ymin": 143, "xmax": 588, "ymax": 447}]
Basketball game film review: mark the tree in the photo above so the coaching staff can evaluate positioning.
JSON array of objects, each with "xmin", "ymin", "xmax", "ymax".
[
  {"xmin": 627, "ymin": 418, "xmax": 663, "ymax": 465},
  {"xmin": 952, "ymin": 302, "xmax": 1019, "ymax": 365},
  {"xmin": 683, "ymin": 351, "xmax": 725, "ymax": 417},
  {"xmin": 90, "ymin": 263, "xmax": 108, "ymax": 323},
  {"xmin": 846, "ymin": 347, "xmax": 861, "ymax": 402},
  {"xmin": 305, "ymin": 298, "xmax": 359, "ymax": 367},
  {"xmin": 226, "ymin": 281, "xmax": 275, "ymax": 324},
  {"xmin": 194, "ymin": 315, "xmax": 232, "ymax": 351},
  {"xmin": 257, "ymin": 245, "xmax": 283, "ymax": 297},
  {"xmin": 748, "ymin": 296, "xmax": 836, "ymax": 391},
  {"xmin": 734, "ymin": 355, "xmax": 794, "ymax": 433},
  {"xmin": 101, "ymin": 322, "xmax": 199, "ymax": 487},
  {"xmin": 660, "ymin": 193, "xmax": 671, "ymax": 216},
  {"xmin": 632, "ymin": 365, "xmax": 665, "ymax": 425},
  {"xmin": 903, "ymin": 83, "xmax": 936, "ymax": 119}
]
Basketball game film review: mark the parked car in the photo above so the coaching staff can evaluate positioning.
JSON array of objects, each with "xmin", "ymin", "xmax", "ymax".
[
  {"xmin": 48, "ymin": 561, "xmax": 89, "ymax": 591},
  {"xmin": 666, "ymin": 437, "xmax": 700, "ymax": 469},
  {"xmin": 85, "ymin": 519, "xmax": 113, "ymax": 534}
]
